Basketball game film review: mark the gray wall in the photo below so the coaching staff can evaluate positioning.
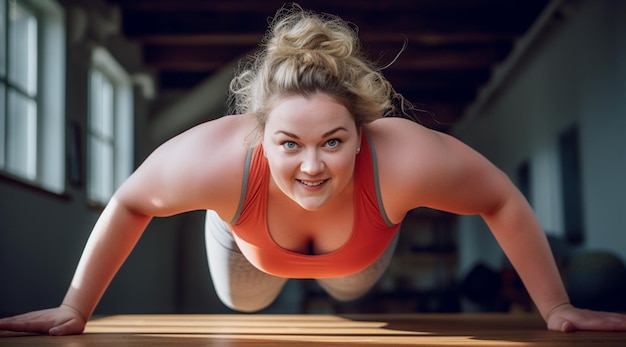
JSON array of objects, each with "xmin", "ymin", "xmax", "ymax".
[
  {"xmin": 454, "ymin": 0, "xmax": 626, "ymax": 275},
  {"xmin": 0, "ymin": 0, "xmax": 270, "ymax": 317},
  {"xmin": 1, "ymin": 0, "xmax": 194, "ymax": 316}
]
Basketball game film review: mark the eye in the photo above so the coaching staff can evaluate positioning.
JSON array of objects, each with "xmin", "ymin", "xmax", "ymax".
[
  {"xmin": 282, "ymin": 141, "xmax": 298, "ymax": 150},
  {"xmin": 325, "ymin": 138, "xmax": 342, "ymax": 148}
]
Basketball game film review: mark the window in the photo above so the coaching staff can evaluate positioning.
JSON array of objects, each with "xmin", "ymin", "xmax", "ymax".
[
  {"xmin": 87, "ymin": 47, "xmax": 133, "ymax": 205},
  {"xmin": 0, "ymin": 0, "xmax": 65, "ymax": 193},
  {"xmin": 2, "ymin": 0, "xmax": 38, "ymax": 180},
  {"xmin": 529, "ymin": 139, "xmax": 565, "ymax": 237},
  {"xmin": 559, "ymin": 124, "xmax": 584, "ymax": 244},
  {"xmin": 518, "ymin": 125, "xmax": 585, "ymax": 243}
]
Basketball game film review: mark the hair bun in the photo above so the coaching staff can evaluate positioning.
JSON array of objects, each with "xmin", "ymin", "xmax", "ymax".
[
  {"xmin": 265, "ymin": 7, "xmax": 355, "ymax": 69},
  {"xmin": 229, "ymin": 3, "xmax": 405, "ymax": 134}
]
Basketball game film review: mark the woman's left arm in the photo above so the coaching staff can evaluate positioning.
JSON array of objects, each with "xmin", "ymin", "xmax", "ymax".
[
  {"xmin": 373, "ymin": 118, "xmax": 626, "ymax": 332},
  {"xmin": 479, "ymin": 169, "xmax": 626, "ymax": 332}
]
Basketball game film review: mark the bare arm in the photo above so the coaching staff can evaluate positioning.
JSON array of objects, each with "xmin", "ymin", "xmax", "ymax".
[
  {"xmin": 62, "ymin": 198, "xmax": 151, "ymax": 326},
  {"xmin": 0, "ymin": 115, "xmax": 253, "ymax": 335},
  {"xmin": 0, "ymin": 170, "xmax": 155, "ymax": 335},
  {"xmin": 371, "ymin": 117, "xmax": 626, "ymax": 332}
]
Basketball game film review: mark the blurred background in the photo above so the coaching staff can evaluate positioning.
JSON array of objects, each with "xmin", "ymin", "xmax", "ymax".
[{"xmin": 1, "ymin": 0, "xmax": 625, "ymax": 316}]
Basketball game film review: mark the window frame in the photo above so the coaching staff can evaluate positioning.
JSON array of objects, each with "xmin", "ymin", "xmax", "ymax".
[
  {"xmin": 87, "ymin": 46, "xmax": 133, "ymax": 207},
  {"xmin": 0, "ymin": 0, "xmax": 65, "ymax": 194}
]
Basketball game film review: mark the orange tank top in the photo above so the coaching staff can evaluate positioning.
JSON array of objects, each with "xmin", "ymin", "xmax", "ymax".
[{"xmin": 229, "ymin": 133, "xmax": 400, "ymax": 278}]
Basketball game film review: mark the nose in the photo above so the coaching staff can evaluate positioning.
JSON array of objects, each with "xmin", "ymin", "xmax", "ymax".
[{"xmin": 300, "ymin": 149, "xmax": 324, "ymax": 175}]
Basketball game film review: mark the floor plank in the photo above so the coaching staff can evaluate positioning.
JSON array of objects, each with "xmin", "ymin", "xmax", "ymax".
[{"xmin": 1, "ymin": 313, "xmax": 625, "ymax": 346}]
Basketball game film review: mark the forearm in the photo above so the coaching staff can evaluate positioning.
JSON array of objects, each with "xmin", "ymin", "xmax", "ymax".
[
  {"xmin": 481, "ymin": 189, "xmax": 569, "ymax": 321},
  {"xmin": 61, "ymin": 197, "xmax": 152, "ymax": 321}
]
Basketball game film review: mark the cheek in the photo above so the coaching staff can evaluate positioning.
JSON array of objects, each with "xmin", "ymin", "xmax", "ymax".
[
  {"xmin": 267, "ymin": 155, "xmax": 297, "ymax": 180},
  {"xmin": 327, "ymin": 154, "xmax": 357, "ymax": 176}
]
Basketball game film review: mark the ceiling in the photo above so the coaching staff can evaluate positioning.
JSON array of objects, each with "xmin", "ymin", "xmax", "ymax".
[{"xmin": 108, "ymin": 0, "xmax": 551, "ymax": 132}]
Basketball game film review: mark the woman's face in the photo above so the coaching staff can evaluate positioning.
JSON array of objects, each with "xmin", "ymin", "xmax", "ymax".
[{"xmin": 262, "ymin": 92, "xmax": 361, "ymax": 211}]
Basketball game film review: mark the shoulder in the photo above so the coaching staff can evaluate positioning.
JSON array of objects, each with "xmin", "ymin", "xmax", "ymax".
[
  {"xmin": 166, "ymin": 113, "xmax": 255, "ymax": 149},
  {"xmin": 149, "ymin": 114, "xmax": 255, "ymax": 180},
  {"xmin": 364, "ymin": 117, "xmax": 439, "ymax": 150},
  {"xmin": 364, "ymin": 117, "xmax": 451, "ymax": 175},
  {"xmin": 364, "ymin": 117, "xmax": 507, "ymax": 223},
  {"xmin": 116, "ymin": 114, "xmax": 256, "ymax": 220}
]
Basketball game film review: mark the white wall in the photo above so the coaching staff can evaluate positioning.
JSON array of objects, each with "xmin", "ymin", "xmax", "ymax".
[{"xmin": 454, "ymin": 0, "xmax": 626, "ymax": 276}]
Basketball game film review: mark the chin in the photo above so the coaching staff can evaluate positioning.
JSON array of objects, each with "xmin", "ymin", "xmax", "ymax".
[{"xmin": 295, "ymin": 198, "xmax": 328, "ymax": 211}]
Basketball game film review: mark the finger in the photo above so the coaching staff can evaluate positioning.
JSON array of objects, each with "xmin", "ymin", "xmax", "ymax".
[
  {"xmin": 0, "ymin": 319, "xmax": 50, "ymax": 334},
  {"xmin": 547, "ymin": 317, "xmax": 575, "ymax": 333},
  {"xmin": 547, "ymin": 307, "xmax": 626, "ymax": 332},
  {"xmin": 582, "ymin": 314, "xmax": 626, "ymax": 331},
  {"xmin": 49, "ymin": 319, "xmax": 84, "ymax": 336},
  {"xmin": 49, "ymin": 327, "xmax": 61, "ymax": 336},
  {"xmin": 561, "ymin": 320, "xmax": 574, "ymax": 332}
]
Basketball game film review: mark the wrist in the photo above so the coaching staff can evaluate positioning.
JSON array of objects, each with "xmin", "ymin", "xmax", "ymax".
[
  {"xmin": 545, "ymin": 302, "xmax": 573, "ymax": 322},
  {"xmin": 60, "ymin": 303, "xmax": 89, "ymax": 323}
]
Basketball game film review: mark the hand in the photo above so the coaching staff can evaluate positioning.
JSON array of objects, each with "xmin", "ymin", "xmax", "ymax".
[
  {"xmin": 0, "ymin": 304, "xmax": 86, "ymax": 336},
  {"xmin": 547, "ymin": 303, "xmax": 626, "ymax": 332}
]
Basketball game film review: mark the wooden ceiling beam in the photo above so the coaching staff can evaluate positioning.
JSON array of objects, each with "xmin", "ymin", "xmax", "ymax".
[
  {"xmin": 106, "ymin": 0, "xmax": 551, "ymax": 134},
  {"xmin": 136, "ymin": 34, "xmax": 263, "ymax": 46},
  {"xmin": 130, "ymin": 31, "xmax": 516, "ymax": 47},
  {"xmin": 142, "ymin": 44, "xmax": 248, "ymax": 69},
  {"xmin": 141, "ymin": 43, "xmax": 508, "ymax": 72},
  {"xmin": 118, "ymin": 5, "xmax": 544, "ymax": 38},
  {"xmin": 109, "ymin": 0, "xmax": 546, "ymax": 14},
  {"xmin": 383, "ymin": 69, "xmax": 491, "ymax": 91},
  {"xmin": 110, "ymin": 0, "xmax": 548, "ymax": 15}
]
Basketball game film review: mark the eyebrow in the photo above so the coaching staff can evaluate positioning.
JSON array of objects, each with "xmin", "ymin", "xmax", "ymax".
[{"xmin": 275, "ymin": 126, "xmax": 349, "ymax": 139}]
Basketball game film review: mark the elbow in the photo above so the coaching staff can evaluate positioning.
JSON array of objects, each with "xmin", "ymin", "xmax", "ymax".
[{"xmin": 480, "ymin": 174, "xmax": 528, "ymax": 221}]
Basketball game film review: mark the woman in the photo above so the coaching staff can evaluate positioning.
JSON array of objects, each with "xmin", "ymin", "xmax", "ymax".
[{"xmin": 1, "ymin": 5, "xmax": 625, "ymax": 335}]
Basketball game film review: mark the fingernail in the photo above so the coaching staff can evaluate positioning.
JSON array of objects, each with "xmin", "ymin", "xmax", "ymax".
[
  {"xmin": 561, "ymin": 321, "xmax": 572, "ymax": 332},
  {"xmin": 50, "ymin": 327, "xmax": 60, "ymax": 335}
]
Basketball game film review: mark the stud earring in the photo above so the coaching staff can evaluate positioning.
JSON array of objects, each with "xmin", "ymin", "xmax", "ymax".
[{"xmin": 356, "ymin": 147, "xmax": 360, "ymax": 154}]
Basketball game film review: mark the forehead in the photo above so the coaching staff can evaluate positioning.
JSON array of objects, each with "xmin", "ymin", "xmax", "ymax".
[{"xmin": 265, "ymin": 93, "xmax": 355, "ymax": 127}]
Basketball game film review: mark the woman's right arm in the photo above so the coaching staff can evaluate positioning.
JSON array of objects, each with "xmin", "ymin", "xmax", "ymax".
[
  {"xmin": 0, "ymin": 198, "xmax": 152, "ymax": 335},
  {"xmin": 0, "ymin": 115, "xmax": 252, "ymax": 335}
]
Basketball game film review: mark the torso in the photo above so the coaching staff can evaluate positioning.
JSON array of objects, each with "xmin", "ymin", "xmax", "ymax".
[
  {"xmin": 228, "ymin": 129, "xmax": 400, "ymax": 278},
  {"xmin": 266, "ymin": 178, "xmax": 355, "ymax": 255}
]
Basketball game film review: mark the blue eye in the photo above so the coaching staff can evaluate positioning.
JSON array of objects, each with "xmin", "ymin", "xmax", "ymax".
[
  {"xmin": 326, "ymin": 139, "xmax": 341, "ymax": 148},
  {"xmin": 282, "ymin": 141, "xmax": 298, "ymax": 150}
]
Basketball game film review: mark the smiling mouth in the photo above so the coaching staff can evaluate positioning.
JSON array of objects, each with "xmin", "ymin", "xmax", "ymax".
[{"xmin": 297, "ymin": 179, "xmax": 328, "ymax": 187}]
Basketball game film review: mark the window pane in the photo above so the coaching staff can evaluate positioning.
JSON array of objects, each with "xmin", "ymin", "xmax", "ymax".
[
  {"xmin": 90, "ymin": 70, "xmax": 114, "ymax": 139},
  {"xmin": 7, "ymin": 89, "xmax": 37, "ymax": 179},
  {"xmin": 9, "ymin": 0, "xmax": 37, "ymax": 95},
  {"xmin": 89, "ymin": 136, "xmax": 114, "ymax": 203},
  {"xmin": 89, "ymin": 68, "xmax": 116, "ymax": 204},
  {"xmin": 0, "ymin": 0, "xmax": 6, "ymax": 76}
]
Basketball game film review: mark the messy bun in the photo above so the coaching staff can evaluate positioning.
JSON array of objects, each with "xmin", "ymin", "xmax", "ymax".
[{"xmin": 229, "ymin": 4, "xmax": 402, "ymax": 141}]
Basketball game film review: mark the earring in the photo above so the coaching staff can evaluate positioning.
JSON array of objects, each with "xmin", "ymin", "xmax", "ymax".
[{"xmin": 356, "ymin": 147, "xmax": 360, "ymax": 154}]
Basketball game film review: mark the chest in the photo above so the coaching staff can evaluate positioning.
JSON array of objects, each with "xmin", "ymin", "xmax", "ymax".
[{"xmin": 266, "ymin": 197, "xmax": 355, "ymax": 255}]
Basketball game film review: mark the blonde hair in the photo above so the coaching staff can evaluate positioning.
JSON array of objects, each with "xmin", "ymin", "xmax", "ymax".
[{"xmin": 229, "ymin": 4, "xmax": 403, "ymax": 142}]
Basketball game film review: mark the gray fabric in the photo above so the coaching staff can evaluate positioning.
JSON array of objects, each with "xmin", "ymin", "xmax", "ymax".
[
  {"xmin": 204, "ymin": 210, "xmax": 399, "ymax": 311},
  {"xmin": 316, "ymin": 232, "xmax": 399, "ymax": 301},
  {"xmin": 205, "ymin": 210, "xmax": 287, "ymax": 312}
]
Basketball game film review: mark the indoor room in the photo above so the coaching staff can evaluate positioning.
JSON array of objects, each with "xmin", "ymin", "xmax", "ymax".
[{"xmin": 1, "ymin": 0, "xmax": 625, "ymax": 345}]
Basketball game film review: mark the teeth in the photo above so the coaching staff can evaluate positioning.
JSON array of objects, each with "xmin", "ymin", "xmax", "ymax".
[{"xmin": 300, "ymin": 180, "xmax": 325, "ymax": 187}]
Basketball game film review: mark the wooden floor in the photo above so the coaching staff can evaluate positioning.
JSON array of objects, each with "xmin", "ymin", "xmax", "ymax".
[{"xmin": 1, "ymin": 313, "xmax": 625, "ymax": 346}]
